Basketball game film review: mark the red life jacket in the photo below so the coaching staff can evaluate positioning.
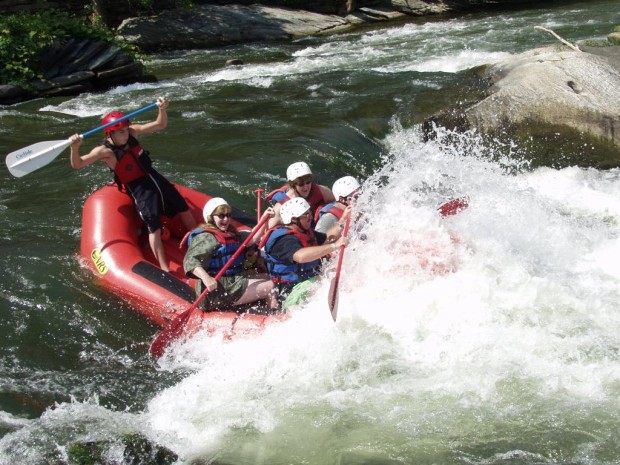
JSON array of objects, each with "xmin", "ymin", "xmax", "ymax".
[
  {"xmin": 102, "ymin": 135, "xmax": 152, "ymax": 185},
  {"xmin": 265, "ymin": 183, "xmax": 326, "ymax": 222},
  {"xmin": 259, "ymin": 224, "xmax": 317, "ymax": 250},
  {"xmin": 318, "ymin": 202, "xmax": 344, "ymax": 221}
]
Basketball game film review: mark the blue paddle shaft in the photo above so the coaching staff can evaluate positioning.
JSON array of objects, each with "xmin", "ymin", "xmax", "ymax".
[{"xmin": 81, "ymin": 102, "xmax": 159, "ymax": 138}]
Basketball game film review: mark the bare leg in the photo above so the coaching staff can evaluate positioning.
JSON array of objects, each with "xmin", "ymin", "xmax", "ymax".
[
  {"xmin": 235, "ymin": 277, "xmax": 278, "ymax": 309},
  {"xmin": 179, "ymin": 210, "xmax": 197, "ymax": 231},
  {"xmin": 149, "ymin": 229, "xmax": 169, "ymax": 272}
]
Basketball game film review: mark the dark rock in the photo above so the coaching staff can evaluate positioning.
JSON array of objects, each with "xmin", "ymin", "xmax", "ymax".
[
  {"xmin": 50, "ymin": 70, "xmax": 96, "ymax": 87},
  {"xmin": 106, "ymin": 50, "xmax": 134, "ymax": 69},
  {"xmin": 225, "ymin": 58, "xmax": 244, "ymax": 66},
  {"xmin": 87, "ymin": 45, "xmax": 123, "ymax": 70},
  {"xmin": 43, "ymin": 38, "xmax": 90, "ymax": 79},
  {"xmin": 96, "ymin": 61, "xmax": 144, "ymax": 81},
  {"xmin": 0, "ymin": 84, "xmax": 27, "ymax": 99},
  {"xmin": 0, "ymin": 84, "xmax": 32, "ymax": 105},
  {"xmin": 59, "ymin": 40, "xmax": 108, "ymax": 76},
  {"xmin": 46, "ymin": 82, "xmax": 94, "ymax": 96}
]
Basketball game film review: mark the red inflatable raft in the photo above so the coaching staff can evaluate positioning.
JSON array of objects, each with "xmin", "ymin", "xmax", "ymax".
[{"xmin": 79, "ymin": 183, "xmax": 289, "ymax": 344}]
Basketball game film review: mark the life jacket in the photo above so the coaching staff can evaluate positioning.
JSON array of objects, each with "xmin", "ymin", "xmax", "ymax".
[
  {"xmin": 184, "ymin": 227, "xmax": 244, "ymax": 276},
  {"xmin": 265, "ymin": 183, "xmax": 327, "ymax": 223},
  {"xmin": 318, "ymin": 202, "xmax": 344, "ymax": 221},
  {"xmin": 102, "ymin": 135, "xmax": 152, "ymax": 186},
  {"xmin": 261, "ymin": 226, "xmax": 321, "ymax": 283}
]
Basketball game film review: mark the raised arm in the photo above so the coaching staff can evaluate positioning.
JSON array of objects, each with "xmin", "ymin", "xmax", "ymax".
[
  {"xmin": 131, "ymin": 96, "xmax": 169, "ymax": 136},
  {"xmin": 69, "ymin": 135, "xmax": 112, "ymax": 170}
]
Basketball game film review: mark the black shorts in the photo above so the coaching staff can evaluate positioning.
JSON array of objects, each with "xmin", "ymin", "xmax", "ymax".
[{"xmin": 125, "ymin": 169, "xmax": 189, "ymax": 233}]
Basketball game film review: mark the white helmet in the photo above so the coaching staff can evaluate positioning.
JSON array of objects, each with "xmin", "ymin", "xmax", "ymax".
[
  {"xmin": 286, "ymin": 161, "xmax": 312, "ymax": 182},
  {"xmin": 332, "ymin": 176, "xmax": 361, "ymax": 200},
  {"xmin": 203, "ymin": 197, "xmax": 229, "ymax": 221},
  {"xmin": 280, "ymin": 197, "xmax": 311, "ymax": 224}
]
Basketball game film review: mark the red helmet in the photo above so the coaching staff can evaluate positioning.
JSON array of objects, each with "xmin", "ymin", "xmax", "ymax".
[{"xmin": 102, "ymin": 111, "xmax": 130, "ymax": 133}]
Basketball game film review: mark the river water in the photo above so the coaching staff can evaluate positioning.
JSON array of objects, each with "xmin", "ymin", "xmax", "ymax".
[{"xmin": 1, "ymin": 1, "xmax": 620, "ymax": 464}]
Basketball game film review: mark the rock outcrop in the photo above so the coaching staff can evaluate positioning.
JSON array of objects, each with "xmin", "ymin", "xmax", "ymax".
[
  {"xmin": 425, "ymin": 41, "xmax": 620, "ymax": 168},
  {"xmin": 115, "ymin": 2, "xmax": 458, "ymax": 52},
  {"xmin": 0, "ymin": 38, "xmax": 154, "ymax": 105}
]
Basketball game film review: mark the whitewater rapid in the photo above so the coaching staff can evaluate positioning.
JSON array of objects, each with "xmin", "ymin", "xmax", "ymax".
[{"xmin": 141, "ymin": 126, "xmax": 620, "ymax": 460}]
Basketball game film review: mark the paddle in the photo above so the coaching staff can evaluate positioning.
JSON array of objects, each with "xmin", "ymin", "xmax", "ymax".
[
  {"xmin": 5, "ymin": 102, "xmax": 159, "ymax": 178},
  {"xmin": 149, "ymin": 213, "xmax": 271, "ymax": 358},
  {"xmin": 254, "ymin": 188, "xmax": 265, "ymax": 223},
  {"xmin": 327, "ymin": 212, "xmax": 352, "ymax": 321}
]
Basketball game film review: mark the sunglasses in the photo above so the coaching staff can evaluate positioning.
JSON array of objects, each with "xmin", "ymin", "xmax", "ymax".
[
  {"xmin": 214, "ymin": 213, "xmax": 232, "ymax": 219},
  {"xmin": 295, "ymin": 176, "xmax": 313, "ymax": 187},
  {"xmin": 346, "ymin": 192, "xmax": 361, "ymax": 202}
]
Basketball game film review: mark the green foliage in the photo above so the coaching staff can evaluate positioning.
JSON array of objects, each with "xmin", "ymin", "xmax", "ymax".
[
  {"xmin": 0, "ymin": 10, "xmax": 140, "ymax": 87},
  {"xmin": 614, "ymin": 25, "xmax": 620, "ymax": 33}
]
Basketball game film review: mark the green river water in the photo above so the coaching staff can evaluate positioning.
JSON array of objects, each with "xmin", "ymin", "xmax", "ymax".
[{"xmin": 1, "ymin": 1, "xmax": 619, "ymax": 464}]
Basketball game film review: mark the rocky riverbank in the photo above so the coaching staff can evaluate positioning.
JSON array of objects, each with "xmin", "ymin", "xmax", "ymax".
[
  {"xmin": 0, "ymin": 0, "xmax": 540, "ymax": 105},
  {"xmin": 115, "ymin": 2, "xmax": 440, "ymax": 52},
  {"xmin": 0, "ymin": 2, "xmax": 447, "ymax": 105},
  {"xmin": 2, "ymin": 1, "xmax": 619, "ymax": 168}
]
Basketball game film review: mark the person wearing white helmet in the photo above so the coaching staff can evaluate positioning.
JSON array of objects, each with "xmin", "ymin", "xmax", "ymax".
[
  {"xmin": 183, "ymin": 197, "xmax": 278, "ymax": 310},
  {"xmin": 315, "ymin": 176, "xmax": 361, "ymax": 234},
  {"xmin": 265, "ymin": 161, "xmax": 335, "ymax": 229},
  {"xmin": 260, "ymin": 197, "xmax": 351, "ymax": 304},
  {"xmin": 70, "ymin": 96, "xmax": 197, "ymax": 273}
]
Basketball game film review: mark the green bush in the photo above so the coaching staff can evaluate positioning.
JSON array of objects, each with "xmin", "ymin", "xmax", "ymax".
[{"xmin": 0, "ymin": 10, "xmax": 139, "ymax": 87}]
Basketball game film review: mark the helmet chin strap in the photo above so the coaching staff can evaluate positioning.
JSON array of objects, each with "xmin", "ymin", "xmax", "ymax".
[{"xmin": 292, "ymin": 218, "xmax": 311, "ymax": 234}]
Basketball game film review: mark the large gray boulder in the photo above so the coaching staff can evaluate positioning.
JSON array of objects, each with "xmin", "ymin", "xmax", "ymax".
[
  {"xmin": 464, "ymin": 45, "xmax": 620, "ymax": 146},
  {"xmin": 426, "ymin": 43, "xmax": 620, "ymax": 168},
  {"xmin": 117, "ymin": 4, "xmax": 353, "ymax": 52},
  {"xmin": 116, "ymin": 1, "xmax": 469, "ymax": 52}
]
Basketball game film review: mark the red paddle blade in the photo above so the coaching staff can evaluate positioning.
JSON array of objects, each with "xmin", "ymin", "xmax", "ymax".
[
  {"xmin": 149, "ymin": 309, "xmax": 193, "ymax": 358},
  {"xmin": 327, "ymin": 277, "xmax": 339, "ymax": 321},
  {"xmin": 438, "ymin": 197, "xmax": 469, "ymax": 216}
]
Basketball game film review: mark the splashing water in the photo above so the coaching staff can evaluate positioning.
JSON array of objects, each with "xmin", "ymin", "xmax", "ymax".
[{"xmin": 140, "ymin": 126, "xmax": 620, "ymax": 463}]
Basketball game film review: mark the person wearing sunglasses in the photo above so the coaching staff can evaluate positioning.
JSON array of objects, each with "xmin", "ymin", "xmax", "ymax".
[
  {"xmin": 182, "ymin": 197, "xmax": 278, "ymax": 310},
  {"xmin": 260, "ymin": 197, "xmax": 350, "ymax": 306},
  {"xmin": 315, "ymin": 176, "xmax": 361, "ymax": 234},
  {"xmin": 265, "ymin": 161, "xmax": 335, "ymax": 229}
]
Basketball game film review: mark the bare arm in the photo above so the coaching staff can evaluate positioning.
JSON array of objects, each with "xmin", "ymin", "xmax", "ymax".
[
  {"xmin": 268, "ymin": 203, "xmax": 283, "ymax": 229},
  {"xmin": 191, "ymin": 265, "xmax": 218, "ymax": 292},
  {"xmin": 69, "ymin": 136, "xmax": 114, "ymax": 170},
  {"xmin": 319, "ymin": 184, "xmax": 336, "ymax": 203},
  {"xmin": 325, "ymin": 205, "xmax": 352, "ymax": 243},
  {"xmin": 131, "ymin": 96, "xmax": 169, "ymax": 137},
  {"xmin": 252, "ymin": 207, "xmax": 275, "ymax": 244},
  {"xmin": 293, "ymin": 235, "xmax": 348, "ymax": 264}
]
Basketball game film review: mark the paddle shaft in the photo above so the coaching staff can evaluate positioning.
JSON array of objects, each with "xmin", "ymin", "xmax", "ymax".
[
  {"xmin": 254, "ymin": 188, "xmax": 265, "ymax": 223},
  {"xmin": 81, "ymin": 102, "xmax": 159, "ymax": 138},
  {"xmin": 328, "ymin": 213, "xmax": 352, "ymax": 319}
]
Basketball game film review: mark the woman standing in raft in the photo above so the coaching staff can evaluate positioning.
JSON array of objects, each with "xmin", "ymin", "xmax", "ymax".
[
  {"xmin": 69, "ymin": 96, "xmax": 196, "ymax": 273},
  {"xmin": 266, "ymin": 161, "xmax": 335, "ymax": 228},
  {"xmin": 183, "ymin": 198, "xmax": 278, "ymax": 310}
]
